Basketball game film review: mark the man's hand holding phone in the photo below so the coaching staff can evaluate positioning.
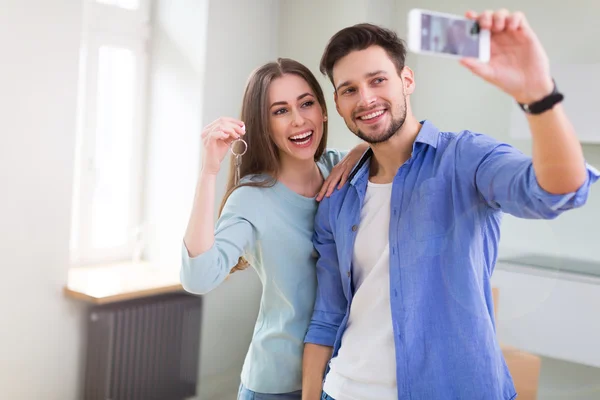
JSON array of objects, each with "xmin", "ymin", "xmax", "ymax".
[
  {"xmin": 408, "ymin": 8, "xmax": 554, "ymax": 105},
  {"xmin": 460, "ymin": 9, "xmax": 554, "ymax": 105}
]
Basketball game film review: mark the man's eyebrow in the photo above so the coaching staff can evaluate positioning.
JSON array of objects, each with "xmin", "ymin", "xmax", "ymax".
[
  {"xmin": 336, "ymin": 80, "xmax": 351, "ymax": 92},
  {"xmin": 366, "ymin": 70, "xmax": 387, "ymax": 78}
]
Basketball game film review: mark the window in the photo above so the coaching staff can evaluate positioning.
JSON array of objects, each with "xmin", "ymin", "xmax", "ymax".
[{"xmin": 70, "ymin": 0, "xmax": 151, "ymax": 265}]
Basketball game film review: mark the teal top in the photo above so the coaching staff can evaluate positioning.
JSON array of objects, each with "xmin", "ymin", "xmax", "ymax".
[{"xmin": 180, "ymin": 149, "xmax": 347, "ymax": 393}]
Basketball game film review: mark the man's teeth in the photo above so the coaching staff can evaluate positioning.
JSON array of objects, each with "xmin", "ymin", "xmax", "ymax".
[
  {"xmin": 360, "ymin": 110, "xmax": 385, "ymax": 120},
  {"xmin": 290, "ymin": 131, "xmax": 313, "ymax": 140}
]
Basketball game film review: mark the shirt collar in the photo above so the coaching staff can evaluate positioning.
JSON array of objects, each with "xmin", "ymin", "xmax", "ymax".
[{"xmin": 348, "ymin": 120, "xmax": 440, "ymax": 185}]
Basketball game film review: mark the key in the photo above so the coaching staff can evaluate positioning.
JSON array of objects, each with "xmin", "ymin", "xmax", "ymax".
[
  {"xmin": 234, "ymin": 154, "xmax": 242, "ymax": 185},
  {"xmin": 230, "ymin": 138, "xmax": 248, "ymax": 186}
]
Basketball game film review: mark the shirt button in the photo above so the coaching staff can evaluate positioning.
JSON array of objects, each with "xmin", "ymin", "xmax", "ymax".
[
  {"xmin": 351, "ymin": 225, "xmax": 358, "ymax": 232},
  {"xmin": 347, "ymin": 271, "xmax": 351, "ymax": 278}
]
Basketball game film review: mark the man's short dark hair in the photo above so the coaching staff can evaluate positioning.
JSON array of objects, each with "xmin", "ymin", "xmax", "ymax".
[{"xmin": 319, "ymin": 23, "xmax": 407, "ymax": 86}]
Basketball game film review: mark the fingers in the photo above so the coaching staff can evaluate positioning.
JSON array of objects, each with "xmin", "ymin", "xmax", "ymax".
[
  {"xmin": 207, "ymin": 117, "xmax": 245, "ymax": 130},
  {"xmin": 492, "ymin": 9, "xmax": 509, "ymax": 32},
  {"xmin": 316, "ymin": 162, "xmax": 353, "ymax": 201},
  {"xmin": 468, "ymin": 9, "xmax": 527, "ymax": 33},
  {"xmin": 202, "ymin": 118, "xmax": 246, "ymax": 143},
  {"xmin": 478, "ymin": 10, "xmax": 494, "ymax": 31},
  {"xmin": 317, "ymin": 169, "xmax": 341, "ymax": 201},
  {"xmin": 202, "ymin": 130, "xmax": 234, "ymax": 148},
  {"xmin": 324, "ymin": 179, "xmax": 337, "ymax": 198},
  {"xmin": 203, "ymin": 117, "xmax": 245, "ymax": 136},
  {"xmin": 316, "ymin": 179, "xmax": 330, "ymax": 202},
  {"xmin": 201, "ymin": 126, "xmax": 239, "ymax": 152},
  {"xmin": 506, "ymin": 11, "xmax": 526, "ymax": 31},
  {"xmin": 338, "ymin": 168, "xmax": 350, "ymax": 189},
  {"xmin": 202, "ymin": 127, "xmax": 238, "ymax": 143},
  {"xmin": 459, "ymin": 57, "xmax": 494, "ymax": 83}
]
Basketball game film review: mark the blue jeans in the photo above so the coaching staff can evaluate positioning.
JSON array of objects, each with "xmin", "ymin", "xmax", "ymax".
[
  {"xmin": 238, "ymin": 383, "xmax": 302, "ymax": 400},
  {"xmin": 321, "ymin": 392, "xmax": 334, "ymax": 400}
]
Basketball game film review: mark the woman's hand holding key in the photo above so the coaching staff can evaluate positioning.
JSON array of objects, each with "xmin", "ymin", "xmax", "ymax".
[
  {"xmin": 184, "ymin": 117, "xmax": 245, "ymax": 257},
  {"xmin": 201, "ymin": 117, "xmax": 246, "ymax": 176}
]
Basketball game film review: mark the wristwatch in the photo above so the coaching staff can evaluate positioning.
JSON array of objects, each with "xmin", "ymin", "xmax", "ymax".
[{"xmin": 518, "ymin": 79, "xmax": 564, "ymax": 114}]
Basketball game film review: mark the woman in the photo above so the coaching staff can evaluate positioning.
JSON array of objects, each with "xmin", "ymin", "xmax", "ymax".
[{"xmin": 181, "ymin": 58, "xmax": 367, "ymax": 399}]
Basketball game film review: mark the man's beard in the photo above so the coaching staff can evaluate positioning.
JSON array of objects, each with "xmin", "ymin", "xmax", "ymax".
[{"xmin": 351, "ymin": 99, "xmax": 407, "ymax": 144}]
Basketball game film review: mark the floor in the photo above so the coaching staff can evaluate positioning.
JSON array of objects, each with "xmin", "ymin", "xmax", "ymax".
[{"xmin": 202, "ymin": 356, "xmax": 600, "ymax": 400}]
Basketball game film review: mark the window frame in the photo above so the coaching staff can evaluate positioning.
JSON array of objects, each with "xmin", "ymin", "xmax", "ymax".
[{"xmin": 70, "ymin": 0, "xmax": 151, "ymax": 266}]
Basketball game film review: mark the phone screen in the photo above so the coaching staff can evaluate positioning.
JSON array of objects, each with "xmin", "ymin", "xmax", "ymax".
[{"xmin": 420, "ymin": 13, "xmax": 481, "ymax": 58}]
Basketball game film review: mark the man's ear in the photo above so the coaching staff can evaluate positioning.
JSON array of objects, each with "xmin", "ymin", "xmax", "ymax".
[{"xmin": 400, "ymin": 66, "xmax": 416, "ymax": 95}]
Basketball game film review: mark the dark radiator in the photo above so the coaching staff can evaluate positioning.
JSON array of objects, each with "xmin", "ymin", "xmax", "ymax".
[{"xmin": 84, "ymin": 293, "xmax": 202, "ymax": 400}]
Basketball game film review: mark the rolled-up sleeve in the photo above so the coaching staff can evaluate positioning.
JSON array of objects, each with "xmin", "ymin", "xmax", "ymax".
[
  {"xmin": 304, "ymin": 197, "xmax": 347, "ymax": 347},
  {"xmin": 528, "ymin": 163, "xmax": 599, "ymax": 212},
  {"xmin": 457, "ymin": 132, "xmax": 599, "ymax": 219}
]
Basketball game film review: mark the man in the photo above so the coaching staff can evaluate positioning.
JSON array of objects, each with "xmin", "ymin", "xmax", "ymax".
[{"xmin": 303, "ymin": 9, "xmax": 598, "ymax": 400}]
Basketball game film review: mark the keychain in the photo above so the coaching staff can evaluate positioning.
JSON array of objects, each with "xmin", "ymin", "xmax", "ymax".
[{"xmin": 230, "ymin": 138, "xmax": 248, "ymax": 185}]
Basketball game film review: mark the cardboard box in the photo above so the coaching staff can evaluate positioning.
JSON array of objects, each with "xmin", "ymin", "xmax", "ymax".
[{"xmin": 493, "ymin": 288, "xmax": 542, "ymax": 400}]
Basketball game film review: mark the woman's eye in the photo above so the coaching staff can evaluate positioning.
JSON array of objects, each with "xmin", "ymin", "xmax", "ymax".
[
  {"xmin": 301, "ymin": 100, "xmax": 314, "ymax": 108},
  {"xmin": 273, "ymin": 108, "xmax": 288, "ymax": 115}
]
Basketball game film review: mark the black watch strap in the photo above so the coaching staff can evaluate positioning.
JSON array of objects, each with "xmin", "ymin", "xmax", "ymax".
[{"xmin": 518, "ymin": 79, "xmax": 564, "ymax": 115}]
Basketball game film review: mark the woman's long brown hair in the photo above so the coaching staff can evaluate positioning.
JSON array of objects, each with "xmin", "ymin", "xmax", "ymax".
[{"xmin": 220, "ymin": 58, "xmax": 329, "ymax": 273}]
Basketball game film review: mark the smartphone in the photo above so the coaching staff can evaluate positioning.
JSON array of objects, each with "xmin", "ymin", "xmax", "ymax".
[{"xmin": 407, "ymin": 8, "xmax": 490, "ymax": 62}]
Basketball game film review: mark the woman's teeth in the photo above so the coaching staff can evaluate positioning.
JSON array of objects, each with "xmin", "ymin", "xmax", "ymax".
[
  {"xmin": 289, "ymin": 131, "xmax": 313, "ymax": 145},
  {"xmin": 290, "ymin": 131, "xmax": 313, "ymax": 140},
  {"xmin": 360, "ymin": 110, "xmax": 385, "ymax": 120}
]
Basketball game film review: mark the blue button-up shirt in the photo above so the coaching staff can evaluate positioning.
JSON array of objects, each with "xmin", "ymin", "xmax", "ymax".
[{"xmin": 305, "ymin": 120, "xmax": 599, "ymax": 399}]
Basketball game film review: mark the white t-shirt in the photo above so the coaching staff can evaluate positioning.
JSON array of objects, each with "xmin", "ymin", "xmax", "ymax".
[{"xmin": 323, "ymin": 181, "xmax": 397, "ymax": 400}]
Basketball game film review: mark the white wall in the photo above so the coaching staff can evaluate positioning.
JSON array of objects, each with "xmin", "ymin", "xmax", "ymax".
[
  {"xmin": 146, "ymin": 0, "xmax": 280, "ymax": 394},
  {"xmin": 395, "ymin": 0, "xmax": 600, "ymax": 262},
  {"xmin": 0, "ymin": 1, "xmax": 86, "ymax": 399}
]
